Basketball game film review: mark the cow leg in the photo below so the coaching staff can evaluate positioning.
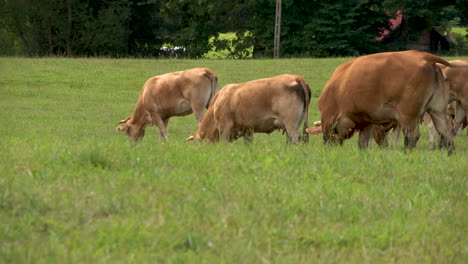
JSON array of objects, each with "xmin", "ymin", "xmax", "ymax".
[
  {"xmin": 402, "ymin": 122, "xmax": 420, "ymax": 150},
  {"xmin": 219, "ymin": 122, "xmax": 234, "ymax": 142},
  {"xmin": 162, "ymin": 118, "xmax": 170, "ymax": 140},
  {"xmin": 285, "ymin": 123, "xmax": 300, "ymax": 145},
  {"xmin": 453, "ymin": 101, "xmax": 467, "ymax": 135},
  {"xmin": 358, "ymin": 125, "xmax": 373, "ymax": 150},
  {"xmin": 323, "ymin": 131, "xmax": 340, "ymax": 145},
  {"xmin": 149, "ymin": 112, "xmax": 169, "ymax": 142},
  {"xmin": 191, "ymin": 104, "xmax": 206, "ymax": 126},
  {"xmin": 243, "ymin": 130, "xmax": 253, "ymax": 144},
  {"xmin": 389, "ymin": 125, "xmax": 401, "ymax": 149},
  {"xmin": 428, "ymin": 111, "xmax": 454, "ymax": 155},
  {"xmin": 324, "ymin": 116, "xmax": 354, "ymax": 146},
  {"xmin": 461, "ymin": 100, "xmax": 468, "ymax": 135},
  {"xmin": 373, "ymin": 124, "xmax": 392, "ymax": 148},
  {"xmin": 191, "ymin": 85, "xmax": 213, "ymax": 126},
  {"xmin": 465, "ymin": 111, "xmax": 468, "ymax": 136},
  {"xmin": 423, "ymin": 113, "xmax": 437, "ymax": 150}
]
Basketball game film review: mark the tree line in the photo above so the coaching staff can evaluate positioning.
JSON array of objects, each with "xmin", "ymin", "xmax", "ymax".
[{"xmin": 1, "ymin": 0, "xmax": 467, "ymax": 58}]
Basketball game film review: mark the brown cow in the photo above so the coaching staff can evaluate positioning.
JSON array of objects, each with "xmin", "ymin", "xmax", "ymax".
[
  {"xmin": 440, "ymin": 59, "xmax": 468, "ymax": 136},
  {"xmin": 311, "ymin": 105, "xmax": 466, "ymax": 150},
  {"xmin": 116, "ymin": 68, "xmax": 219, "ymax": 142},
  {"xmin": 186, "ymin": 74, "xmax": 311, "ymax": 144},
  {"xmin": 317, "ymin": 50, "xmax": 462, "ymax": 154},
  {"xmin": 310, "ymin": 100, "xmax": 467, "ymax": 151},
  {"xmin": 420, "ymin": 60, "xmax": 468, "ymax": 148},
  {"xmin": 373, "ymin": 59, "xmax": 468, "ymax": 149},
  {"xmin": 451, "ymin": 102, "xmax": 467, "ymax": 135}
]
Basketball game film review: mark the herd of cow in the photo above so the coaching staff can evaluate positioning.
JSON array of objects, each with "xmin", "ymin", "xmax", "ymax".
[{"xmin": 116, "ymin": 50, "xmax": 468, "ymax": 155}]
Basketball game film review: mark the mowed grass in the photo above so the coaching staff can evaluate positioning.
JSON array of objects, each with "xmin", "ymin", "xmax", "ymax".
[{"xmin": 0, "ymin": 56, "xmax": 467, "ymax": 263}]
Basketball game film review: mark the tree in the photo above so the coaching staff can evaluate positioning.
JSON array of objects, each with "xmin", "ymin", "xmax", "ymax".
[
  {"xmin": 301, "ymin": 0, "xmax": 388, "ymax": 57},
  {"xmin": 381, "ymin": 0, "xmax": 467, "ymax": 39},
  {"xmin": 127, "ymin": 0, "xmax": 164, "ymax": 56},
  {"xmin": 0, "ymin": 0, "xmax": 51, "ymax": 55},
  {"xmin": 214, "ymin": 0, "xmax": 388, "ymax": 57},
  {"xmin": 74, "ymin": 0, "xmax": 131, "ymax": 56},
  {"xmin": 0, "ymin": 0, "xmax": 466, "ymax": 57},
  {"xmin": 156, "ymin": 0, "xmax": 224, "ymax": 58}
]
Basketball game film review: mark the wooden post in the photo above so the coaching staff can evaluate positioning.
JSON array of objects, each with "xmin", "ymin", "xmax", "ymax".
[
  {"xmin": 67, "ymin": 0, "xmax": 74, "ymax": 57},
  {"xmin": 274, "ymin": 0, "xmax": 281, "ymax": 59}
]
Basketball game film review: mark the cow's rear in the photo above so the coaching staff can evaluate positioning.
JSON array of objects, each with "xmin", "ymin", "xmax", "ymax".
[
  {"xmin": 318, "ymin": 50, "xmax": 455, "ymax": 154},
  {"xmin": 188, "ymin": 74, "xmax": 311, "ymax": 144}
]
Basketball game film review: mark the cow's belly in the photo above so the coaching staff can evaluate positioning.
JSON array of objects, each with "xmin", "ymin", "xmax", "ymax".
[
  {"xmin": 351, "ymin": 103, "xmax": 399, "ymax": 125},
  {"xmin": 170, "ymin": 100, "xmax": 193, "ymax": 116},
  {"xmin": 247, "ymin": 117, "xmax": 283, "ymax": 134}
]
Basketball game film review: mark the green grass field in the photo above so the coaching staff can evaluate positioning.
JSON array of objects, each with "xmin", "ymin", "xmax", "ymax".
[{"xmin": 1, "ymin": 57, "xmax": 467, "ymax": 263}]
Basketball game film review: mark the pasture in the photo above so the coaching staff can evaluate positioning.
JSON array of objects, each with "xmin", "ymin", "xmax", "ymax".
[{"xmin": 0, "ymin": 57, "xmax": 467, "ymax": 263}]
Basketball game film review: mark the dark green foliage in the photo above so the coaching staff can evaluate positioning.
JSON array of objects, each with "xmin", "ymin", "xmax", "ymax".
[
  {"xmin": 127, "ymin": 0, "xmax": 164, "ymax": 56},
  {"xmin": 300, "ymin": 0, "xmax": 389, "ymax": 57},
  {"xmin": 0, "ymin": 0, "xmax": 466, "ymax": 57},
  {"xmin": 235, "ymin": 0, "xmax": 388, "ymax": 57},
  {"xmin": 381, "ymin": 0, "xmax": 468, "ymax": 50},
  {"xmin": 158, "ymin": 1, "xmax": 222, "ymax": 58},
  {"xmin": 0, "ymin": 0, "xmax": 133, "ymax": 56},
  {"xmin": 75, "ymin": 0, "xmax": 132, "ymax": 56}
]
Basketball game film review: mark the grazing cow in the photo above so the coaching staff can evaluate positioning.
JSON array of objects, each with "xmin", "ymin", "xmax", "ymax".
[
  {"xmin": 310, "ymin": 105, "xmax": 466, "ymax": 151},
  {"xmin": 186, "ymin": 74, "xmax": 311, "ymax": 144},
  {"xmin": 451, "ymin": 103, "xmax": 468, "ymax": 135},
  {"xmin": 421, "ymin": 60, "xmax": 468, "ymax": 148},
  {"xmin": 116, "ymin": 68, "xmax": 219, "ymax": 142},
  {"xmin": 317, "ymin": 50, "xmax": 463, "ymax": 155},
  {"xmin": 440, "ymin": 60, "xmax": 468, "ymax": 136},
  {"xmin": 374, "ymin": 59, "xmax": 468, "ymax": 149},
  {"xmin": 306, "ymin": 121, "xmax": 323, "ymax": 135}
]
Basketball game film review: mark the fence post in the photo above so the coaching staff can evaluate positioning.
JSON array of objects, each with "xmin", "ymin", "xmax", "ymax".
[{"xmin": 274, "ymin": 0, "xmax": 282, "ymax": 59}]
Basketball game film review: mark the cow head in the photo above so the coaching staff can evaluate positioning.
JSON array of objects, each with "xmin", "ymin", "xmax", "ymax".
[
  {"xmin": 186, "ymin": 131, "xmax": 206, "ymax": 142},
  {"xmin": 116, "ymin": 117, "xmax": 145, "ymax": 142},
  {"xmin": 305, "ymin": 121, "xmax": 323, "ymax": 135}
]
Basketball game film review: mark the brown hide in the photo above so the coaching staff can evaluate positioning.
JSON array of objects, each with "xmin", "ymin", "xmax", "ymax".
[
  {"xmin": 318, "ymin": 50, "xmax": 455, "ymax": 154},
  {"xmin": 440, "ymin": 60, "xmax": 468, "ymax": 135},
  {"xmin": 380, "ymin": 59, "xmax": 468, "ymax": 149},
  {"xmin": 187, "ymin": 92, "xmax": 222, "ymax": 142},
  {"xmin": 188, "ymin": 74, "xmax": 311, "ymax": 144},
  {"xmin": 116, "ymin": 68, "xmax": 219, "ymax": 142},
  {"xmin": 420, "ymin": 60, "xmax": 468, "ymax": 147},
  {"xmin": 305, "ymin": 121, "xmax": 322, "ymax": 135}
]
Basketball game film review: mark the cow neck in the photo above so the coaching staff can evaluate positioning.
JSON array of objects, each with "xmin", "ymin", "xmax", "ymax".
[
  {"xmin": 130, "ymin": 98, "xmax": 148, "ymax": 126},
  {"xmin": 197, "ymin": 113, "xmax": 214, "ymax": 139}
]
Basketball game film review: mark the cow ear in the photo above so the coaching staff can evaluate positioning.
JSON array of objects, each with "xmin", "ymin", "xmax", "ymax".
[
  {"xmin": 116, "ymin": 124, "xmax": 128, "ymax": 132},
  {"xmin": 116, "ymin": 117, "xmax": 131, "ymax": 125}
]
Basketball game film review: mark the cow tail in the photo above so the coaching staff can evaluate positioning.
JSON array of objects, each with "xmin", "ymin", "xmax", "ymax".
[
  {"xmin": 297, "ymin": 78, "xmax": 311, "ymax": 143},
  {"xmin": 303, "ymin": 84, "xmax": 311, "ymax": 143},
  {"xmin": 204, "ymin": 69, "xmax": 218, "ymax": 108},
  {"xmin": 423, "ymin": 53, "xmax": 468, "ymax": 69}
]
